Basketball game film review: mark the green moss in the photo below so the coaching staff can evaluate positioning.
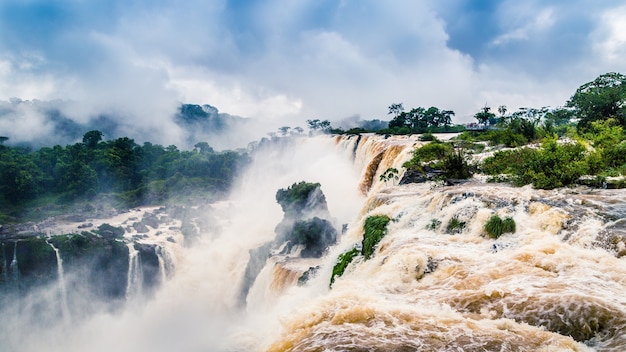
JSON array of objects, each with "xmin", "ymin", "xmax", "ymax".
[
  {"xmin": 362, "ymin": 214, "xmax": 392, "ymax": 260},
  {"xmin": 330, "ymin": 247, "xmax": 360, "ymax": 287},
  {"xmin": 484, "ymin": 215, "xmax": 516, "ymax": 239}
]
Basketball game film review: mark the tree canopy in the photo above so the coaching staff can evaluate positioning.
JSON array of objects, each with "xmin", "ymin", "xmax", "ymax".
[{"xmin": 567, "ymin": 72, "xmax": 626, "ymax": 129}]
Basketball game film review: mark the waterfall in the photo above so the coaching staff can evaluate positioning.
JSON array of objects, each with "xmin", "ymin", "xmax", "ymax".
[
  {"xmin": 126, "ymin": 243, "xmax": 143, "ymax": 301},
  {"xmin": 3, "ymin": 134, "xmax": 625, "ymax": 352},
  {"xmin": 1, "ymin": 243, "xmax": 7, "ymax": 283},
  {"xmin": 47, "ymin": 241, "xmax": 70, "ymax": 322},
  {"xmin": 155, "ymin": 246, "xmax": 170, "ymax": 284},
  {"xmin": 9, "ymin": 241, "xmax": 19, "ymax": 284}
]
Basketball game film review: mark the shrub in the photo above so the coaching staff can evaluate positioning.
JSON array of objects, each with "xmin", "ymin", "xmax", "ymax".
[
  {"xmin": 481, "ymin": 137, "xmax": 590, "ymax": 189},
  {"xmin": 426, "ymin": 218, "xmax": 441, "ymax": 230},
  {"xmin": 442, "ymin": 148, "xmax": 474, "ymax": 179},
  {"xmin": 404, "ymin": 142, "xmax": 453, "ymax": 168},
  {"xmin": 330, "ymin": 247, "xmax": 360, "ymax": 287},
  {"xmin": 362, "ymin": 215, "xmax": 392, "ymax": 260},
  {"xmin": 484, "ymin": 215, "xmax": 516, "ymax": 239},
  {"xmin": 446, "ymin": 217, "xmax": 466, "ymax": 234},
  {"xmin": 419, "ymin": 132, "xmax": 438, "ymax": 142}
]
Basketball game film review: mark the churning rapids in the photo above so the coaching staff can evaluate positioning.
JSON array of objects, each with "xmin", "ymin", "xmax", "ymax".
[{"xmin": 2, "ymin": 134, "xmax": 626, "ymax": 351}]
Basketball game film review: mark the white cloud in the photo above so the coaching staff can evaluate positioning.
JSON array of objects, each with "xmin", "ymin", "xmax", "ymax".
[
  {"xmin": 491, "ymin": 8, "xmax": 555, "ymax": 46},
  {"xmin": 593, "ymin": 5, "xmax": 626, "ymax": 62}
]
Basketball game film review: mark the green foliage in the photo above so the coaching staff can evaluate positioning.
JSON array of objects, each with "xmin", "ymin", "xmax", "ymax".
[
  {"xmin": 484, "ymin": 215, "xmax": 516, "ymax": 239},
  {"xmin": 446, "ymin": 217, "xmax": 466, "ymax": 234},
  {"xmin": 387, "ymin": 104, "xmax": 455, "ymax": 133},
  {"xmin": 275, "ymin": 181, "xmax": 325, "ymax": 216},
  {"xmin": 474, "ymin": 106, "xmax": 496, "ymax": 124},
  {"xmin": 0, "ymin": 131, "xmax": 250, "ymax": 218},
  {"xmin": 418, "ymin": 132, "xmax": 437, "ymax": 141},
  {"xmin": 330, "ymin": 247, "xmax": 360, "ymax": 287},
  {"xmin": 482, "ymin": 137, "xmax": 590, "ymax": 189},
  {"xmin": 404, "ymin": 142, "xmax": 453, "ymax": 168},
  {"xmin": 291, "ymin": 217, "xmax": 337, "ymax": 258},
  {"xmin": 442, "ymin": 148, "xmax": 474, "ymax": 179},
  {"xmin": 362, "ymin": 214, "xmax": 392, "ymax": 260},
  {"xmin": 379, "ymin": 167, "xmax": 399, "ymax": 183},
  {"xmin": 426, "ymin": 218, "xmax": 441, "ymax": 230},
  {"xmin": 567, "ymin": 72, "xmax": 626, "ymax": 130},
  {"xmin": 403, "ymin": 141, "xmax": 474, "ymax": 181}
]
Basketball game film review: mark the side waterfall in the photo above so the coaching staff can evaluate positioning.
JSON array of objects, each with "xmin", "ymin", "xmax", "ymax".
[
  {"xmin": 9, "ymin": 241, "xmax": 19, "ymax": 285},
  {"xmin": 126, "ymin": 243, "xmax": 143, "ymax": 301},
  {"xmin": 46, "ymin": 241, "xmax": 71, "ymax": 321}
]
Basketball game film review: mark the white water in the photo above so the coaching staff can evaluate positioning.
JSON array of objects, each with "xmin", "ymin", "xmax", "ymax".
[
  {"xmin": 10, "ymin": 241, "xmax": 18, "ymax": 282},
  {"xmin": 2, "ymin": 134, "xmax": 625, "ymax": 352},
  {"xmin": 47, "ymin": 241, "xmax": 71, "ymax": 322},
  {"xmin": 126, "ymin": 243, "xmax": 143, "ymax": 302}
]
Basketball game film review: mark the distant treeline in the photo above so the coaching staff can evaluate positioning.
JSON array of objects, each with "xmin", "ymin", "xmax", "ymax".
[{"xmin": 0, "ymin": 130, "xmax": 250, "ymax": 211}]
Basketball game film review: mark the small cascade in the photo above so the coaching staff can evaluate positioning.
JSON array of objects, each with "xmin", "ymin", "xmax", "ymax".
[
  {"xmin": 1, "ymin": 243, "xmax": 7, "ymax": 283},
  {"xmin": 46, "ymin": 241, "xmax": 71, "ymax": 321},
  {"xmin": 125, "ymin": 243, "xmax": 143, "ymax": 301},
  {"xmin": 155, "ymin": 246, "xmax": 171, "ymax": 284},
  {"xmin": 9, "ymin": 241, "xmax": 19, "ymax": 284},
  {"xmin": 334, "ymin": 134, "xmax": 418, "ymax": 195}
]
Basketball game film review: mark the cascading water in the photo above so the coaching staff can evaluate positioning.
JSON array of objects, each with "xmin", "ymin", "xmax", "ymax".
[
  {"xmin": 1, "ymin": 134, "xmax": 625, "ymax": 352},
  {"xmin": 266, "ymin": 135, "xmax": 626, "ymax": 352},
  {"xmin": 10, "ymin": 241, "xmax": 19, "ymax": 284},
  {"xmin": 155, "ymin": 246, "xmax": 171, "ymax": 284},
  {"xmin": 47, "ymin": 241, "xmax": 70, "ymax": 322},
  {"xmin": 1, "ymin": 243, "xmax": 7, "ymax": 283},
  {"xmin": 126, "ymin": 243, "xmax": 143, "ymax": 301}
]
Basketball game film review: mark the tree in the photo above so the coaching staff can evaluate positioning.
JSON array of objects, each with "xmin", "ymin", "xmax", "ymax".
[
  {"xmin": 82, "ymin": 130, "xmax": 103, "ymax": 149},
  {"xmin": 474, "ymin": 106, "xmax": 496, "ymax": 124},
  {"xmin": 306, "ymin": 119, "xmax": 332, "ymax": 134},
  {"xmin": 194, "ymin": 142, "xmax": 214, "ymax": 154},
  {"xmin": 278, "ymin": 126, "xmax": 291, "ymax": 136},
  {"xmin": 498, "ymin": 105, "xmax": 507, "ymax": 117},
  {"xmin": 388, "ymin": 103, "xmax": 404, "ymax": 119},
  {"xmin": 567, "ymin": 72, "xmax": 626, "ymax": 129}
]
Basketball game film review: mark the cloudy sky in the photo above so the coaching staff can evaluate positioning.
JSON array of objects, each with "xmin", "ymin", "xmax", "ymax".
[{"xmin": 1, "ymin": 0, "xmax": 625, "ymax": 133}]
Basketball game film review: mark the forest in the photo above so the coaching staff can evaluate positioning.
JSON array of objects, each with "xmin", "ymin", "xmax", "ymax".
[{"xmin": 0, "ymin": 131, "xmax": 250, "ymax": 221}]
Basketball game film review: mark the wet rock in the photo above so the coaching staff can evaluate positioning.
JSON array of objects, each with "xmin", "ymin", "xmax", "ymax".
[{"xmin": 133, "ymin": 222, "xmax": 150, "ymax": 233}]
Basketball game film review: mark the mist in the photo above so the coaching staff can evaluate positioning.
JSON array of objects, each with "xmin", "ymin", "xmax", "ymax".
[{"xmin": 0, "ymin": 135, "xmax": 363, "ymax": 352}]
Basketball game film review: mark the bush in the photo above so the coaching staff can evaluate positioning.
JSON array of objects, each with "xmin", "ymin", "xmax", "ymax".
[
  {"xmin": 330, "ymin": 247, "xmax": 360, "ymax": 287},
  {"xmin": 419, "ymin": 132, "xmax": 438, "ymax": 142},
  {"xmin": 362, "ymin": 215, "xmax": 392, "ymax": 260},
  {"xmin": 481, "ymin": 137, "xmax": 590, "ymax": 189},
  {"xmin": 484, "ymin": 215, "xmax": 516, "ymax": 239},
  {"xmin": 446, "ymin": 217, "xmax": 466, "ymax": 234},
  {"xmin": 404, "ymin": 142, "xmax": 453, "ymax": 168},
  {"xmin": 442, "ymin": 148, "xmax": 474, "ymax": 179},
  {"xmin": 426, "ymin": 218, "xmax": 441, "ymax": 230}
]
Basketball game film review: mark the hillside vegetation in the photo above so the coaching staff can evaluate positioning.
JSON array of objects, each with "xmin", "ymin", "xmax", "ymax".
[{"xmin": 0, "ymin": 132, "xmax": 249, "ymax": 222}]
